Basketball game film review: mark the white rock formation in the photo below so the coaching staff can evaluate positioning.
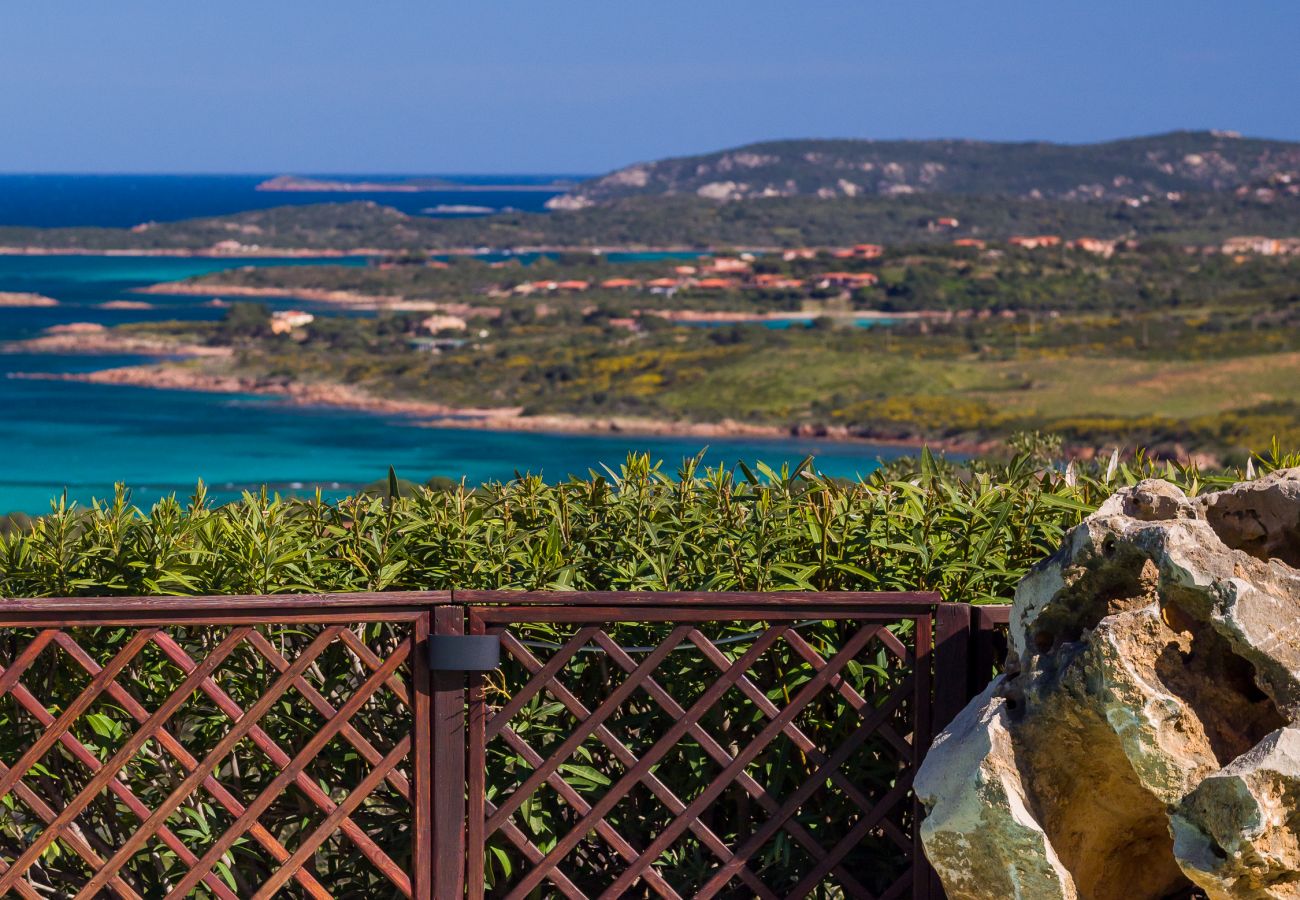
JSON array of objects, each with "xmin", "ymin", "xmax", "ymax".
[{"xmin": 917, "ymin": 468, "xmax": 1300, "ymax": 899}]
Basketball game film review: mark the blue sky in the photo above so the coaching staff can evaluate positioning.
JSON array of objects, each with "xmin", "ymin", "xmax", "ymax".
[{"xmin": 0, "ymin": 1, "xmax": 1295, "ymax": 174}]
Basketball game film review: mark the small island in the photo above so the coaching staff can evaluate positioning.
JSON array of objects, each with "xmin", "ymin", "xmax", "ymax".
[
  {"xmin": 0, "ymin": 291, "xmax": 58, "ymax": 307},
  {"xmin": 256, "ymin": 175, "xmax": 574, "ymax": 193}
]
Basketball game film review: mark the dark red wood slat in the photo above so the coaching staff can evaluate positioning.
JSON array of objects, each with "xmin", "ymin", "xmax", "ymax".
[
  {"xmin": 1, "ymin": 663, "xmax": 239, "ymax": 900},
  {"xmin": 496, "ymin": 727, "xmax": 683, "ymax": 900},
  {"xmin": 495, "ymin": 632, "xmax": 772, "ymax": 900},
  {"xmin": 454, "ymin": 590, "xmax": 942, "ymax": 607},
  {"xmin": 0, "ymin": 627, "xmax": 253, "ymax": 896},
  {"xmin": 782, "ymin": 774, "xmax": 917, "ymax": 899},
  {"xmin": 0, "ymin": 628, "xmax": 157, "ymax": 805},
  {"xmin": 0, "ymin": 758, "xmax": 144, "ymax": 900},
  {"xmin": 431, "ymin": 605, "xmax": 467, "ymax": 900},
  {"xmin": 506, "ymin": 627, "xmax": 791, "ymax": 900},
  {"xmin": 0, "ymin": 591, "xmax": 453, "ymax": 614},
  {"xmin": 933, "ymin": 603, "xmax": 973, "ymax": 735},
  {"xmin": 250, "ymin": 735, "xmax": 414, "ymax": 899},
  {"xmin": 338, "ymin": 626, "xmax": 412, "ymax": 706},
  {"xmin": 466, "ymin": 615, "xmax": 489, "ymax": 900},
  {"xmin": 783, "ymin": 628, "xmax": 915, "ymax": 759},
  {"xmin": 51, "ymin": 631, "xmax": 331, "ymax": 899},
  {"xmin": 0, "ymin": 610, "xmax": 426, "ymax": 628},
  {"xmin": 0, "ymin": 859, "xmax": 43, "ymax": 900},
  {"xmin": 149, "ymin": 631, "xmax": 412, "ymax": 892},
  {"xmin": 160, "ymin": 638, "xmax": 412, "ymax": 898},
  {"xmin": 662, "ymin": 630, "xmax": 881, "ymax": 896},
  {"xmin": 0, "ymin": 629, "xmax": 58, "ymax": 697},
  {"xmin": 486, "ymin": 800, "xmax": 587, "ymax": 900},
  {"xmin": 246, "ymin": 629, "xmax": 412, "ymax": 799},
  {"xmin": 73, "ymin": 626, "xmax": 348, "ymax": 899},
  {"xmin": 592, "ymin": 629, "xmax": 837, "ymax": 898},
  {"xmin": 592, "ymin": 624, "xmax": 886, "ymax": 900},
  {"xmin": 484, "ymin": 626, "xmax": 695, "ymax": 836},
  {"xmin": 484, "ymin": 626, "xmax": 603, "ymax": 740},
  {"xmin": 694, "ymin": 678, "xmax": 916, "ymax": 899},
  {"xmin": 412, "ymin": 613, "xmax": 433, "ymax": 900},
  {"xmin": 474, "ymin": 606, "xmax": 932, "ymax": 625},
  {"xmin": 912, "ymin": 613, "xmax": 934, "ymax": 900}
]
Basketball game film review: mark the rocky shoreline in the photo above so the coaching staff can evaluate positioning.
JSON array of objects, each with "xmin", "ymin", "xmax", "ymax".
[
  {"xmin": 2, "ymin": 324, "xmax": 230, "ymax": 357},
  {"xmin": 0, "ymin": 246, "xmax": 377, "ymax": 259},
  {"xmin": 136, "ymin": 281, "xmax": 499, "ymax": 316},
  {"xmin": 22, "ymin": 360, "xmax": 995, "ymax": 453}
]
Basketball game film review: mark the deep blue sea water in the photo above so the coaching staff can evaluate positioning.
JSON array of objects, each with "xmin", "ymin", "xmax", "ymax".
[
  {"xmin": 0, "ymin": 174, "xmax": 578, "ymax": 228},
  {"xmin": 0, "ymin": 177, "xmax": 910, "ymax": 513}
]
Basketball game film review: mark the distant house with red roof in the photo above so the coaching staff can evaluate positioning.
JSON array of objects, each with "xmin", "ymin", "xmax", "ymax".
[
  {"xmin": 695, "ymin": 277, "xmax": 741, "ymax": 290},
  {"xmin": 952, "ymin": 238, "xmax": 987, "ymax": 249},
  {"xmin": 751, "ymin": 274, "xmax": 806, "ymax": 290},
  {"xmin": 600, "ymin": 278, "xmax": 642, "ymax": 290},
  {"xmin": 816, "ymin": 272, "xmax": 879, "ymax": 289},
  {"xmin": 1068, "ymin": 237, "xmax": 1118, "ymax": 257},
  {"xmin": 1009, "ymin": 235, "xmax": 1062, "ymax": 250}
]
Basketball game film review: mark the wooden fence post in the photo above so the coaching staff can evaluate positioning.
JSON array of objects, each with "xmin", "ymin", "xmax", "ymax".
[
  {"xmin": 431, "ymin": 605, "xmax": 467, "ymax": 898},
  {"xmin": 932, "ymin": 602, "xmax": 973, "ymax": 735}
]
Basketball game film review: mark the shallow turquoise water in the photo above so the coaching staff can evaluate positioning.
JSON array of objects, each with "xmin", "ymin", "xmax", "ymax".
[{"xmin": 0, "ymin": 255, "xmax": 908, "ymax": 513}]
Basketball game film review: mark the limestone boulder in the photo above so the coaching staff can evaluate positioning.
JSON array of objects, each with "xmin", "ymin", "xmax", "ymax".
[{"xmin": 917, "ymin": 468, "xmax": 1300, "ymax": 899}]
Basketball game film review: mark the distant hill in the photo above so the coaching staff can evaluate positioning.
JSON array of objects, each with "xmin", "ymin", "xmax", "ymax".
[{"xmin": 549, "ymin": 131, "xmax": 1300, "ymax": 208}]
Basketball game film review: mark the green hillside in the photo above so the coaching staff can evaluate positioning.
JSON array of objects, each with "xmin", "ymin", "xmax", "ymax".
[{"xmin": 552, "ymin": 131, "xmax": 1300, "ymax": 206}]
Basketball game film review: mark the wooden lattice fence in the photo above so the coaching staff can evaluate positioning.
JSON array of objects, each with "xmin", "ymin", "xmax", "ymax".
[{"xmin": 0, "ymin": 592, "xmax": 1008, "ymax": 899}]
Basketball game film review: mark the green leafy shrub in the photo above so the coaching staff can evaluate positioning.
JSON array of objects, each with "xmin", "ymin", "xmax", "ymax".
[{"xmin": 7, "ymin": 445, "xmax": 1291, "ymax": 602}]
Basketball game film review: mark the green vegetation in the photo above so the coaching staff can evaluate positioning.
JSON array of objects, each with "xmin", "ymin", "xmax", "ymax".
[
  {"xmin": 1, "ymin": 188, "xmax": 1298, "ymax": 254},
  {"xmin": 560, "ymin": 131, "xmax": 1300, "ymax": 203},
  {"xmin": 3, "ymin": 132, "xmax": 1297, "ymax": 254},
  {"xmin": 110, "ymin": 240, "xmax": 1300, "ymax": 459},
  {"xmin": 6, "ymin": 446, "xmax": 1289, "ymax": 601}
]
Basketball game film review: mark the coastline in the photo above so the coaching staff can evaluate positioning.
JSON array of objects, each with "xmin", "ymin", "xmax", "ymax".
[
  {"xmin": 0, "ymin": 246, "xmax": 377, "ymax": 258},
  {"xmin": 136, "ymin": 281, "xmax": 500, "ymax": 316},
  {"xmin": 17, "ymin": 361, "xmax": 995, "ymax": 454},
  {"xmin": 0, "ymin": 243, "xmax": 733, "ymax": 259},
  {"xmin": 2, "ymin": 326, "xmax": 231, "ymax": 357},
  {"xmin": 140, "ymin": 280, "xmax": 943, "ymax": 324}
]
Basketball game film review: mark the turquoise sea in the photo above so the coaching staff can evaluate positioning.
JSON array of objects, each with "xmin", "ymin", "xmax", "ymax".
[{"xmin": 0, "ymin": 179, "xmax": 911, "ymax": 513}]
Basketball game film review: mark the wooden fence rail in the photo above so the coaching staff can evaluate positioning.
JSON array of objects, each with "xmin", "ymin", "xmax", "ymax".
[{"xmin": 0, "ymin": 592, "xmax": 1008, "ymax": 899}]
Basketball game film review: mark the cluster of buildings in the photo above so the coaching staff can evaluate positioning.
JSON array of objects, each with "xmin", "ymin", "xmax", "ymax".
[
  {"xmin": 988, "ymin": 236, "xmax": 1120, "ymax": 257},
  {"xmin": 503, "ymin": 254, "xmax": 881, "ymax": 297},
  {"xmin": 780, "ymin": 243, "xmax": 884, "ymax": 262},
  {"xmin": 1220, "ymin": 236, "xmax": 1300, "ymax": 257}
]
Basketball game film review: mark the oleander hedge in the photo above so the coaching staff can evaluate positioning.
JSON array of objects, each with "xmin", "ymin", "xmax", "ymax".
[{"xmin": 7, "ymin": 443, "xmax": 1286, "ymax": 603}]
